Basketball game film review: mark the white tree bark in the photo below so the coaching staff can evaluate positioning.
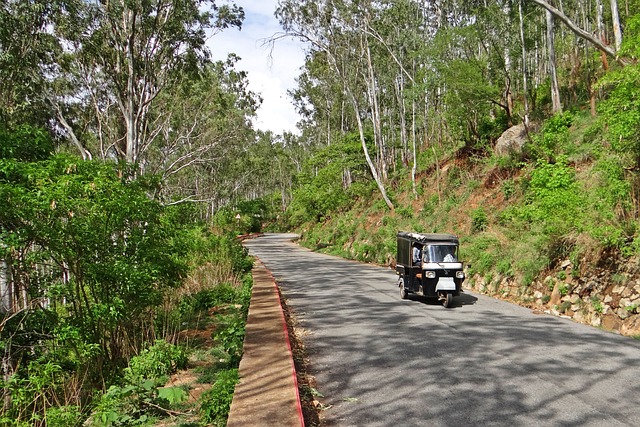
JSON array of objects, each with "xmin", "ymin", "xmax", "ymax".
[
  {"xmin": 530, "ymin": 0, "xmax": 629, "ymax": 66},
  {"xmin": 0, "ymin": 257, "xmax": 11, "ymax": 313},
  {"xmin": 519, "ymin": 0, "xmax": 530, "ymax": 125},
  {"xmin": 546, "ymin": 10, "xmax": 563, "ymax": 113},
  {"xmin": 610, "ymin": 0, "xmax": 623, "ymax": 52}
]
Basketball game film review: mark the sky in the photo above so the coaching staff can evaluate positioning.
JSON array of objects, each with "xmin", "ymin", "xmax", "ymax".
[{"xmin": 207, "ymin": 1, "xmax": 306, "ymax": 135}]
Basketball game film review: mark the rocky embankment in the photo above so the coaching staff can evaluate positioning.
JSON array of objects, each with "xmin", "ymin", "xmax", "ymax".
[{"xmin": 467, "ymin": 257, "xmax": 640, "ymax": 337}]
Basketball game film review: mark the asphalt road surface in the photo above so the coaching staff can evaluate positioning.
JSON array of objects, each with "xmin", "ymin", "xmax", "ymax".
[{"xmin": 243, "ymin": 233, "xmax": 640, "ymax": 427}]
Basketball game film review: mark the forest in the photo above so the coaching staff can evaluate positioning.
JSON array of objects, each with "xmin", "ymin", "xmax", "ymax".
[{"xmin": 2, "ymin": 0, "xmax": 640, "ymax": 425}]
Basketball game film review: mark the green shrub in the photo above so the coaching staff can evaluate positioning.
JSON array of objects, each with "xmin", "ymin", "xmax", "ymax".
[
  {"xmin": 214, "ymin": 316, "xmax": 245, "ymax": 365},
  {"xmin": 125, "ymin": 340, "xmax": 187, "ymax": 385},
  {"xmin": 45, "ymin": 406, "xmax": 83, "ymax": 427},
  {"xmin": 200, "ymin": 369, "xmax": 239, "ymax": 425},
  {"xmin": 471, "ymin": 207, "xmax": 488, "ymax": 232},
  {"xmin": 501, "ymin": 179, "xmax": 515, "ymax": 200}
]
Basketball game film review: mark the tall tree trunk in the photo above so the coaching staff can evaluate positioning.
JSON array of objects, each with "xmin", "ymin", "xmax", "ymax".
[
  {"xmin": 124, "ymin": 9, "xmax": 138, "ymax": 165},
  {"xmin": 0, "ymin": 257, "xmax": 11, "ymax": 313},
  {"xmin": 546, "ymin": 10, "xmax": 563, "ymax": 113},
  {"xmin": 411, "ymin": 98, "xmax": 418, "ymax": 200},
  {"xmin": 610, "ymin": 0, "xmax": 623, "ymax": 52},
  {"xmin": 530, "ymin": 0, "xmax": 629, "ymax": 66},
  {"xmin": 519, "ymin": 0, "xmax": 530, "ymax": 125},
  {"xmin": 365, "ymin": 40, "xmax": 388, "ymax": 182},
  {"xmin": 395, "ymin": 75, "xmax": 408, "ymax": 167},
  {"xmin": 347, "ymin": 87, "xmax": 394, "ymax": 210},
  {"xmin": 503, "ymin": 2, "xmax": 514, "ymax": 127},
  {"xmin": 596, "ymin": 0, "xmax": 610, "ymax": 70}
]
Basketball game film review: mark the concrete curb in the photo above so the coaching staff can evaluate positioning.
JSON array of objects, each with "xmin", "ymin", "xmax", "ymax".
[{"xmin": 226, "ymin": 260, "xmax": 305, "ymax": 427}]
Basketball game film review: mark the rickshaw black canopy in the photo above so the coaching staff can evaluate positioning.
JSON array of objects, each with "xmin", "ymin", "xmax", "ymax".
[{"xmin": 396, "ymin": 232, "xmax": 459, "ymax": 266}]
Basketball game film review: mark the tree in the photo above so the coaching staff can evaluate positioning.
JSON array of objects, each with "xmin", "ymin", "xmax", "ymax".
[
  {"xmin": 0, "ymin": 0, "xmax": 63, "ymax": 128},
  {"xmin": 529, "ymin": 0, "xmax": 630, "ymax": 66},
  {"xmin": 277, "ymin": 0, "xmax": 395, "ymax": 210},
  {"xmin": 546, "ymin": 9, "xmax": 563, "ymax": 113},
  {"xmin": 53, "ymin": 0, "xmax": 245, "ymax": 168}
]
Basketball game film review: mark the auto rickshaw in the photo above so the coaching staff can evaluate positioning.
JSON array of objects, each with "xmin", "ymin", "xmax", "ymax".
[{"xmin": 395, "ymin": 232, "xmax": 464, "ymax": 308}]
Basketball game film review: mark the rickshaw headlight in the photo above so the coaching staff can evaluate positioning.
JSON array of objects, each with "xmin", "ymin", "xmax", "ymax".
[
  {"xmin": 425, "ymin": 271, "xmax": 436, "ymax": 279},
  {"xmin": 456, "ymin": 271, "xmax": 465, "ymax": 279}
]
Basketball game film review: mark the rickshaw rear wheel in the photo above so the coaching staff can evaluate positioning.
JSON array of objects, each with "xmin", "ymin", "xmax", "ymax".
[
  {"xmin": 441, "ymin": 292, "xmax": 453, "ymax": 308},
  {"xmin": 399, "ymin": 278, "xmax": 409, "ymax": 300}
]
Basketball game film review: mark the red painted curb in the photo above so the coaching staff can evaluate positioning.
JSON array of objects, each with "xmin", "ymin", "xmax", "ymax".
[{"xmin": 263, "ymin": 265, "xmax": 306, "ymax": 427}]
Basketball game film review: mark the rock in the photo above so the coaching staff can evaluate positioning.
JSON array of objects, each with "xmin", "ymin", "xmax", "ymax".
[
  {"xmin": 590, "ymin": 316, "xmax": 602, "ymax": 327},
  {"xmin": 602, "ymin": 314, "xmax": 622, "ymax": 332},
  {"xmin": 495, "ymin": 123, "xmax": 530, "ymax": 156},
  {"xmin": 616, "ymin": 307, "xmax": 632, "ymax": 320},
  {"xmin": 612, "ymin": 284, "xmax": 626, "ymax": 295},
  {"xmin": 569, "ymin": 294, "xmax": 581, "ymax": 303},
  {"xmin": 561, "ymin": 259, "xmax": 572, "ymax": 269},
  {"xmin": 621, "ymin": 315, "xmax": 640, "ymax": 336},
  {"xmin": 548, "ymin": 282, "xmax": 562, "ymax": 307},
  {"xmin": 604, "ymin": 295, "xmax": 614, "ymax": 304}
]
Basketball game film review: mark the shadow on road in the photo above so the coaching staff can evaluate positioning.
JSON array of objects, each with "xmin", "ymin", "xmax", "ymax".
[{"xmin": 244, "ymin": 234, "xmax": 640, "ymax": 427}]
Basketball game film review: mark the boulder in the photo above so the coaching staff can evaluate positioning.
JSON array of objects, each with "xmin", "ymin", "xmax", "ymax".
[{"xmin": 495, "ymin": 123, "xmax": 529, "ymax": 156}]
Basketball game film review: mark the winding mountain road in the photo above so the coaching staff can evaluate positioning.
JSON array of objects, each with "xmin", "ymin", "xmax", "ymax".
[{"xmin": 243, "ymin": 233, "xmax": 640, "ymax": 427}]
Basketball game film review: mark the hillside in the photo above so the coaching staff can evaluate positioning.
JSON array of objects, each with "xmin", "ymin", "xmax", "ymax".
[{"xmin": 291, "ymin": 110, "xmax": 640, "ymax": 338}]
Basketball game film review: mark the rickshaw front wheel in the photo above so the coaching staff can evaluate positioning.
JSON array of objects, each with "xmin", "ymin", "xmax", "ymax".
[
  {"xmin": 440, "ymin": 292, "xmax": 453, "ymax": 308},
  {"xmin": 399, "ymin": 278, "xmax": 409, "ymax": 300}
]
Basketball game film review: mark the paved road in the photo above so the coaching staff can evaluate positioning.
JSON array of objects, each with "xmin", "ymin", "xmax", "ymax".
[{"xmin": 244, "ymin": 233, "xmax": 640, "ymax": 427}]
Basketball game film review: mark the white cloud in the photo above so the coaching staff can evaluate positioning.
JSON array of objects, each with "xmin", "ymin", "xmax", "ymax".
[{"xmin": 207, "ymin": 0, "xmax": 306, "ymax": 135}]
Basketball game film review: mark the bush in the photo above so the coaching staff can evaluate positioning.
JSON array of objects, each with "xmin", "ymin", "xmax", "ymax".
[
  {"xmin": 124, "ymin": 340, "xmax": 187, "ymax": 385},
  {"xmin": 200, "ymin": 369, "xmax": 239, "ymax": 426},
  {"xmin": 214, "ymin": 316, "xmax": 246, "ymax": 365},
  {"xmin": 471, "ymin": 207, "xmax": 488, "ymax": 232}
]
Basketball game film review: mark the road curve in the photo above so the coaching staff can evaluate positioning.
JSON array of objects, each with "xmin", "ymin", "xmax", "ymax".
[{"xmin": 244, "ymin": 233, "xmax": 640, "ymax": 427}]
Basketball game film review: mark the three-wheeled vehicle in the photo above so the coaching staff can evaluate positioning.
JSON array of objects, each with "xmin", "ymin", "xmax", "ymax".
[{"xmin": 395, "ymin": 232, "xmax": 464, "ymax": 308}]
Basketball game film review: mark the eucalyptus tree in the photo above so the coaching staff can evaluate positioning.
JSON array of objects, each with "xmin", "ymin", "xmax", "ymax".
[
  {"xmin": 277, "ymin": 0, "xmax": 394, "ymax": 210},
  {"xmin": 292, "ymin": 49, "xmax": 353, "ymax": 147},
  {"xmin": 0, "ymin": 0, "xmax": 63, "ymax": 129},
  {"xmin": 53, "ymin": 0, "xmax": 245, "ymax": 169},
  {"xmin": 529, "ymin": 0, "xmax": 631, "ymax": 66},
  {"xmin": 146, "ymin": 56, "xmax": 260, "ymax": 209}
]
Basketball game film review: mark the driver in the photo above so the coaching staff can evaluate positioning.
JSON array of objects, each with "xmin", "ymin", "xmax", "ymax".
[{"xmin": 412, "ymin": 244, "xmax": 422, "ymax": 264}]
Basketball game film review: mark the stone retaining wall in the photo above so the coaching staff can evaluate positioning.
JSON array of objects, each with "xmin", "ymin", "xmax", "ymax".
[{"xmin": 466, "ymin": 257, "xmax": 640, "ymax": 337}]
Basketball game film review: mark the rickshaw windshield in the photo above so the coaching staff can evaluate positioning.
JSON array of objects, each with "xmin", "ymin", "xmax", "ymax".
[{"xmin": 425, "ymin": 244, "xmax": 458, "ymax": 263}]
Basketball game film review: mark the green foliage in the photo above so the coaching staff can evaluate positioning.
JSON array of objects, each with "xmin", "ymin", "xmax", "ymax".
[
  {"xmin": 528, "ymin": 112, "xmax": 575, "ymax": 160},
  {"xmin": 124, "ymin": 340, "xmax": 187, "ymax": 385},
  {"xmin": 286, "ymin": 132, "xmax": 373, "ymax": 226},
  {"xmin": 471, "ymin": 207, "xmax": 488, "ymax": 233},
  {"xmin": 0, "ymin": 359, "xmax": 68, "ymax": 427},
  {"xmin": 157, "ymin": 386, "xmax": 189, "ymax": 405},
  {"xmin": 501, "ymin": 179, "xmax": 515, "ymax": 200},
  {"xmin": 214, "ymin": 316, "xmax": 246, "ymax": 365},
  {"xmin": 212, "ymin": 199, "xmax": 270, "ymax": 235},
  {"xmin": 83, "ymin": 341, "xmax": 190, "ymax": 425},
  {"xmin": 591, "ymin": 296, "xmax": 604, "ymax": 314},
  {"xmin": 0, "ymin": 130, "xmax": 254, "ymax": 425},
  {"xmin": 597, "ymin": 29, "xmax": 640, "ymax": 166},
  {"xmin": 463, "ymin": 235, "xmax": 501, "ymax": 277},
  {"xmin": 90, "ymin": 382, "xmax": 156, "ymax": 427},
  {"xmin": 200, "ymin": 369, "xmax": 239, "ymax": 426},
  {"xmin": 510, "ymin": 157, "xmax": 584, "ymax": 237},
  {"xmin": 45, "ymin": 405, "xmax": 83, "ymax": 427},
  {"xmin": 0, "ymin": 125, "xmax": 54, "ymax": 161}
]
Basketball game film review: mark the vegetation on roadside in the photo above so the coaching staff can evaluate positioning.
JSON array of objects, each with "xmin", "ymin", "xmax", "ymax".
[
  {"xmin": 0, "ymin": 124, "xmax": 257, "ymax": 426},
  {"xmin": 5, "ymin": 1, "xmax": 640, "ymax": 424}
]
